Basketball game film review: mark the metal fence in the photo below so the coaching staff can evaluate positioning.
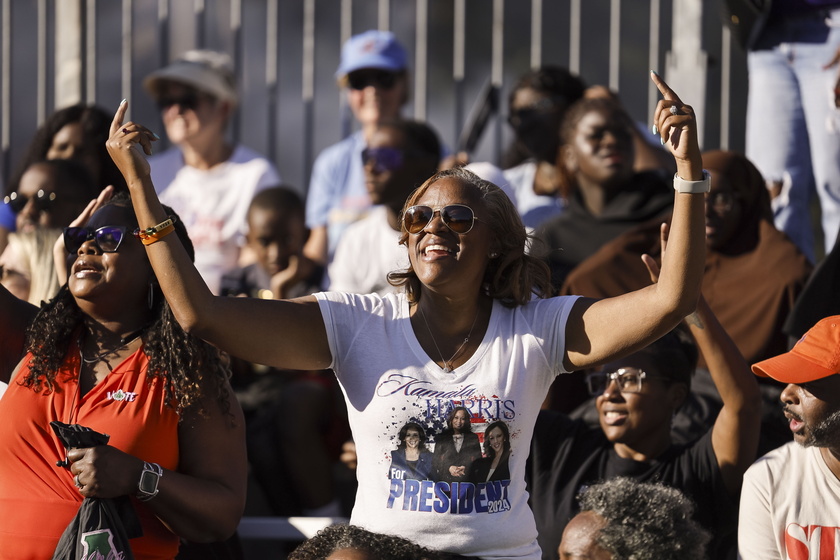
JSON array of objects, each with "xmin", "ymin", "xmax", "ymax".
[{"xmin": 0, "ymin": 0, "xmax": 748, "ymax": 195}]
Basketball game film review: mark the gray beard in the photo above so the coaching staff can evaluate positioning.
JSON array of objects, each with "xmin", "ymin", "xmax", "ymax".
[{"xmin": 804, "ymin": 409, "xmax": 840, "ymax": 448}]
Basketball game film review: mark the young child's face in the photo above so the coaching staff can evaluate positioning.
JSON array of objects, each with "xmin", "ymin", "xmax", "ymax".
[{"xmin": 246, "ymin": 207, "xmax": 307, "ymax": 276}]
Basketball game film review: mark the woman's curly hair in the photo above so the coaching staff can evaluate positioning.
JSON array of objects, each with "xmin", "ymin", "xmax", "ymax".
[
  {"xmin": 288, "ymin": 523, "xmax": 443, "ymax": 560},
  {"xmin": 20, "ymin": 192, "xmax": 232, "ymax": 418},
  {"xmin": 577, "ymin": 477, "xmax": 711, "ymax": 560},
  {"xmin": 388, "ymin": 167, "xmax": 553, "ymax": 306}
]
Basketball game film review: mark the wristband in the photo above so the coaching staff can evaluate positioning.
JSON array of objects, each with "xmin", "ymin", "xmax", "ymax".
[
  {"xmin": 134, "ymin": 216, "xmax": 177, "ymax": 246},
  {"xmin": 673, "ymin": 170, "xmax": 711, "ymax": 194}
]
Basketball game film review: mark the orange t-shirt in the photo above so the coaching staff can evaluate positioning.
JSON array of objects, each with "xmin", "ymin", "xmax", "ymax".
[{"xmin": 0, "ymin": 346, "xmax": 180, "ymax": 560}]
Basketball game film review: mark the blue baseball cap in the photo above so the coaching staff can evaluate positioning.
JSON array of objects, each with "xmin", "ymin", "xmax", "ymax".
[{"xmin": 335, "ymin": 30, "xmax": 407, "ymax": 79}]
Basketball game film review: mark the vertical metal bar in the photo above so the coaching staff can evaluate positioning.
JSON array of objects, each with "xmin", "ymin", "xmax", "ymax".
[
  {"xmin": 303, "ymin": 0, "xmax": 316, "ymax": 186},
  {"xmin": 415, "ymin": 0, "xmax": 428, "ymax": 121},
  {"xmin": 266, "ymin": 0, "xmax": 278, "ymax": 159},
  {"xmin": 194, "ymin": 0, "xmax": 205, "ymax": 49},
  {"xmin": 378, "ymin": 0, "xmax": 389, "ymax": 31},
  {"xmin": 157, "ymin": 0, "xmax": 168, "ymax": 68},
  {"xmin": 609, "ymin": 0, "xmax": 620, "ymax": 91},
  {"xmin": 720, "ymin": 25, "xmax": 731, "ymax": 150},
  {"xmin": 531, "ymin": 0, "xmax": 542, "ymax": 69},
  {"xmin": 1, "ymin": 0, "xmax": 11, "ymax": 182},
  {"xmin": 122, "ymin": 0, "xmax": 132, "ymax": 117},
  {"xmin": 340, "ymin": 0, "xmax": 352, "ymax": 139},
  {"xmin": 86, "ymin": 0, "xmax": 96, "ymax": 104},
  {"xmin": 569, "ymin": 0, "xmax": 581, "ymax": 75},
  {"xmin": 231, "ymin": 0, "xmax": 241, "ymax": 143},
  {"xmin": 37, "ymin": 0, "xmax": 47, "ymax": 122},
  {"xmin": 453, "ymin": 0, "xmax": 465, "ymax": 143},
  {"xmin": 647, "ymin": 0, "xmax": 660, "ymax": 124},
  {"xmin": 492, "ymin": 0, "xmax": 503, "ymax": 163}
]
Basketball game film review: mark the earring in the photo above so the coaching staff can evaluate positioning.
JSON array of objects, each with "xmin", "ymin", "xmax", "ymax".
[
  {"xmin": 148, "ymin": 283, "xmax": 155, "ymax": 310},
  {"xmin": 489, "ymin": 252, "xmax": 499, "ymax": 259}
]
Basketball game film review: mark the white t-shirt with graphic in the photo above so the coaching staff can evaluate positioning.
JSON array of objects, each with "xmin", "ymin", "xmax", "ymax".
[
  {"xmin": 150, "ymin": 145, "xmax": 281, "ymax": 294},
  {"xmin": 315, "ymin": 291, "xmax": 578, "ymax": 559},
  {"xmin": 738, "ymin": 441, "xmax": 840, "ymax": 559}
]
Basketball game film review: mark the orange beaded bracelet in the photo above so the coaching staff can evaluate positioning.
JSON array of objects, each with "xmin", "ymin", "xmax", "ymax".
[{"xmin": 133, "ymin": 216, "xmax": 176, "ymax": 246}]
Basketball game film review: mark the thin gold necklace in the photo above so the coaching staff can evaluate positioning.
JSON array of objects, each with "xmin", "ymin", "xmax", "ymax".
[{"xmin": 418, "ymin": 304, "xmax": 480, "ymax": 373}]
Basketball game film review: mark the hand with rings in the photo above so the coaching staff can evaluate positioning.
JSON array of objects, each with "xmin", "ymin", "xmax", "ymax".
[
  {"xmin": 105, "ymin": 100, "xmax": 160, "ymax": 186},
  {"xmin": 649, "ymin": 71, "xmax": 701, "ymax": 166},
  {"xmin": 74, "ymin": 474, "xmax": 83, "ymax": 489}
]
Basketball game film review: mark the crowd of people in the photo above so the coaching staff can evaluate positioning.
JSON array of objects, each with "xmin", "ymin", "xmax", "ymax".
[{"xmin": 1, "ymin": 23, "xmax": 839, "ymax": 560}]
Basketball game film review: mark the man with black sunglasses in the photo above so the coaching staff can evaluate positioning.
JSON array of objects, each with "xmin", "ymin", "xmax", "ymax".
[
  {"xmin": 142, "ymin": 49, "xmax": 281, "ymax": 294},
  {"xmin": 303, "ymin": 30, "xmax": 410, "ymax": 272}
]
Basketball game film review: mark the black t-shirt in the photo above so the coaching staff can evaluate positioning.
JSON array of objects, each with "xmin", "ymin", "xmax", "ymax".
[{"xmin": 526, "ymin": 410, "xmax": 737, "ymax": 560}]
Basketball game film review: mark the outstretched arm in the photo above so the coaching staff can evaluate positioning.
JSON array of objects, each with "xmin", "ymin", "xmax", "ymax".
[
  {"xmin": 564, "ymin": 72, "xmax": 706, "ymax": 370},
  {"xmin": 105, "ymin": 101, "xmax": 331, "ymax": 371}
]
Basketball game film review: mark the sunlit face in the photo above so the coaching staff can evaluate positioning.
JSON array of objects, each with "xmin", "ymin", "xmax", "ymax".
[
  {"xmin": 703, "ymin": 168, "xmax": 742, "ymax": 251},
  {"xmin": 558, "ymin": 511, "xmax": 612, "ymax": 560},
  {"xmin": 46, "ymin": 122, "xmax": 100, "ymax": 183},
  {"xmin": 451, "ymin": 409, "xmax": 469, "ymax": 432},
  {"xmin": 781, "ymin": 375, "xmax": 840, "ymax": 449},
  {"xmin": 246, "ymin": 207, "xmax": 307, "ymax": 277},
  {"xmin": 487, "ymin": 426, "xmax": 505, "ymax": 454},
  {"xmin": 326, "ymin": 549, "xmax": 373, "ymax": 560},
  {"xmin": 563, "ymin": 108, "xmax": 634, "ymax": 191},
  {"xmin": 68, "ymin": 204, "xmax": 154, "ymax": 310},
  {"xmin": 346, "ymin": 69, "xmax": 407, "ymax": 127},
  {"xmin": 0, "ymin": 241, "xmax": 31, "ymax": 302},
  {"xmin": 157, "ymin": 82, "xmax": 226, "ymax": 145},
  {"xmin": 15, "ymin": 162, "xmax": 88, "ymax": 233},
  {"xmin": 404, "ymin": 429, "xmax": 421, "ymax": 449},
  {"xmin": 406, "ymin": 178, "xmax": 494, "ymax": 293},
  {"xmin": 594, "ymin": 352, "xmax": 679, "ymax": 448}
]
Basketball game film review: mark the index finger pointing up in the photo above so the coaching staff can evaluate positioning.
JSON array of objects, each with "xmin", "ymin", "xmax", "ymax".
[
  {"xmin": 650, "ymin": 71, "xmax": 683, "ymax": 104},
  {"xmin": 110, "ymin": 99, "xmax": 128, "ymax": 135}
]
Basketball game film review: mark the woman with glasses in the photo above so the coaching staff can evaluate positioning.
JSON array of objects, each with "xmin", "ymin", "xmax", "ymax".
[
  {"xmin": 0, "ymin": 191, "xmax": 246, "ymax": 558},
  {"xmin": 108, "ymin": 71, "xmax": 706, "ymax": 559},
  {"xmin": 304, "ymin": 30, "xmax": 411, "ymax": 268},
  {"xmin": 528, "ymin": 282, "xmax": 760, "ymax": 559}
]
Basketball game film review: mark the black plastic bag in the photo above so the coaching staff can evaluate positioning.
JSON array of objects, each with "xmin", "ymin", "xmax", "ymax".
[{"xmin": 50, "ymin": 421, "xmax": 143, "ymax": 560}]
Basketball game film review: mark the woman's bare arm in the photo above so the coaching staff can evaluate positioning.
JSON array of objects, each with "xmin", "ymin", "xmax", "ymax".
[
  {"xmin": 564, "ymin": 72, "xmax": 705, "ymax": 370},
  {"xmin": 105, "ymin": 101, "xmax": 332, "ymax": 372}
]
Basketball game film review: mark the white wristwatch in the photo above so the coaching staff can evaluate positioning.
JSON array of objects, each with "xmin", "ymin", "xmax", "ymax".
[
  {"xmin": 137, "ymin": 461, "xmax": 163, "ymax": 502},
  {"xmin": 673, "ymin": 169, "xmax": 711, "ymax": 194}
]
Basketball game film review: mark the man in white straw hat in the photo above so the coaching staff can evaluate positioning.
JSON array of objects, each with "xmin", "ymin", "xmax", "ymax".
[{"xmin": 143, "ymin": 49, "xmax": 281, "ymax": 294}]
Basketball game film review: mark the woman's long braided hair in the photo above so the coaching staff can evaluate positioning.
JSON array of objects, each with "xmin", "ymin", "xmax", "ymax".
[{"xmin": 20, "ymin": 192, "xmax": 232, "ymax": 418}]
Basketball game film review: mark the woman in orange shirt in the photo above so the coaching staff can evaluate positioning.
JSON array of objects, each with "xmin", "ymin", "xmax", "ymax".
[{"xmin": 0, "ymin": 190, "xmax": 246, "ymax": 559}]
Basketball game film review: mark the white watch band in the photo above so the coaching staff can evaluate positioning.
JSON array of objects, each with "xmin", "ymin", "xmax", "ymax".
[{"xmin": 673, "ymin": 169, "xmax": 711, "ymax": 194}]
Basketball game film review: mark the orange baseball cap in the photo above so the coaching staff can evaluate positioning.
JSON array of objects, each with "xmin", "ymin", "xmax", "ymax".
[{"xmin": 752, "ymin": 316, "xmax": 840, "ymax": 383}]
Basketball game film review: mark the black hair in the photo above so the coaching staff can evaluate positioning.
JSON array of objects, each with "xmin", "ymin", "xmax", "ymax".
[
  {"xmin": 20, "ymin": 191, "xmax": 231, "ymax": 418},
  {"xmin": 396, "ymin": 421, "xmax": 429, "ymax": 452},
  {"xmin": 288, "ymin": 524, "xmax": 441, "ymax": 560},
  {"xmin": 643, "ymin": 326, "xmax": 698, "ymax": 387},
  {"xmin": 6, "ymin": 103, "xmax": 127, "ymax": 196},
  {"xmin": 248, "ymin": 185, "xmax": 306, "ymax": 221}
]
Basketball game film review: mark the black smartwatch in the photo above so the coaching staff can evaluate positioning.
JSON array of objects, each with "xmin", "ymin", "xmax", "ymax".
[{"xmin": 137, "ymin": 461, "xmax": 163, "ymax": 501}]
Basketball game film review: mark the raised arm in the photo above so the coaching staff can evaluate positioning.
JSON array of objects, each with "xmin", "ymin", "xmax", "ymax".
[
  {"xmin": 105, "ymin": 101, "xmax": 331, "ymax": 371},
  {"xmin": 564, "ymin": 72, "xmax": 705, "ymax": 370},
  {"xmin": 686, "ymin": 295, "xmax": 761, "ymax": 496}
]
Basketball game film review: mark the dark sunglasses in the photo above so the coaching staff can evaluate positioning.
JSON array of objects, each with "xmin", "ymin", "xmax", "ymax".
[
  {"xmin": 362, "ymin": 147, "xmax": 404, "ymax": 173},
  {"xmin": 346, "ymin": 70, "xmax": 399, "ymax": 91},
  {"xmin": 4, "ymin": 189, "xmax": 57, "ymax": 214},
  {"xmin": 63, "ymin": 226, "xmax": 133, "ymax": 254},
  {"xmin": 402, "ymin": 204, "xmax": 479, "ymax": 235},
  {"xmin": 156, "ymin": 91, "xmax": 201, "ymax": 111}
]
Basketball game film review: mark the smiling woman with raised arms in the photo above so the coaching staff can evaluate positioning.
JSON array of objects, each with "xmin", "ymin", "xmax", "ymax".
[{"xmin": 107, "ymin": 72, "xmax": 706, "ymax": 559}]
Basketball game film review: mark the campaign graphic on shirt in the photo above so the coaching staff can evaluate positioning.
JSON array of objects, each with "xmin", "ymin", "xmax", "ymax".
[{"xmin": 384, "ymin": 401, "xmax": 515, "ymax": 516}]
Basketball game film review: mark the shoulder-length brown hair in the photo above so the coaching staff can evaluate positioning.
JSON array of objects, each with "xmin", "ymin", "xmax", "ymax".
[{"xmin": 387, "ymin": 167, "xmax": 553, "ymax": 306}]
